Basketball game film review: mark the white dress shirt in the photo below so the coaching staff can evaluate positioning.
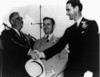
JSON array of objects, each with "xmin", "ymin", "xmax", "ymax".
[
  {"xmin": 45, "ymin": 34, "xmax": 53, "ymax": 41},
  {"xmin": 76, "ymin": 16, "xmax": 83, "ymax": 27},
  {"xmin": 13, "ymin": 28, "xmax": 20, "ymax": 36}
]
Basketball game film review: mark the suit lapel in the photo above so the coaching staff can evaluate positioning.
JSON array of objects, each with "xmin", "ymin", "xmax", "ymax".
[
  {"xmin": 40, "ymin": 35, "xmax": 58, "ymax": 50},
  {"xmin": 79, "ymin": 17, "xmax": 87, "ymax": 28},
  {"xmin": 11, "ymin": 29, "xmax": 21, "ymax": 40},
  {"xmin": 11, "ymin": 29, "xmax": 26, "ymax": 45},
  {"xmin": 78, "ymin": 17, "xmax": 88, "ymax": 34},
  {"xmin": 78, "ymin": 22, "xmax": 83, "ymax": 31},
  {"xmin": 71, "ymin": 23, "xmax": 78, "ymax": 31},
  {"xmin": 10, "ymin": 29, "xmax": 20, "ymax": 40},
  {"xmin": 15, "ymin": 33, "xmax": 22, "ymax": 41},
  {"xmin": 19, "ymin": 31, "xmax": 26, "ymax": 42}
]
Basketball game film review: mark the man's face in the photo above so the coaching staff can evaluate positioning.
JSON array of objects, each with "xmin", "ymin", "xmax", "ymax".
[
  {"xmin": 11, "ymin": 14, "xmax": 23, "ymax": 30},
  {"xmin": 43, "ymin": 19, "xmax": 54, "ymax": 35},
  {"xmin": 66, "ymin": 3, "xmax": 76, "ymax": 20}
]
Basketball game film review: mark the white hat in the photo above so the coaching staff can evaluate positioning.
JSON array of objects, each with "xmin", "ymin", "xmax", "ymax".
[{"xmin": 25, "ymin": 59, "xmax": 46, "ymax": 77}]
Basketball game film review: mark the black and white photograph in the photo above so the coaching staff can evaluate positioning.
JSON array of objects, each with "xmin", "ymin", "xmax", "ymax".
[{"xmin": 0, "ymin": 0, "xmax": 99, "ymax": 77}]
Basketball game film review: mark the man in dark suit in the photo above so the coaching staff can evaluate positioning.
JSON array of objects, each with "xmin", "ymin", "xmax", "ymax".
[
  {"xmin": 1, "ymin": 12, "xmax": 35, "ymax": 77},
  {"xmin": 35, "ymin": 0, "xmax": 99, "ymax": 77}
]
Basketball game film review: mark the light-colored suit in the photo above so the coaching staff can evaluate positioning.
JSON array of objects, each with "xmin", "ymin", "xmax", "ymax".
[
  {"xmin": 35, "ymin": 35, "xmax": 59, "ymax": 51},
  {"xmin": 35, "ymin": 34, "xmax": 69, "ymax": 77}
]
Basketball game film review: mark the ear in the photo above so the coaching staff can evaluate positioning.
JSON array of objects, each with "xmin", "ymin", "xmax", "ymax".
[
  {"xmin": 10, "ymin": 20, "xmax": 13, "ymax": 25},
  {"xmin": 53, "ymin": 25, "xmax": 55, "ymax": 30},
  {"xmin": 75, "ymin": 6, "xmax": 79, "ymax": 12}
]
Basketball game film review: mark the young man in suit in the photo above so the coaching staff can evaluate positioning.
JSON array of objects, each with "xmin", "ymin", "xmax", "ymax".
[
  {"xmin": 1, "ymin": 12, "xmax": 35, "ymax": 77},
  {"xmin": 34, "ymin": 0, "xmax": 99, "ymax": 77},
  {"xmin": 31, "ymin": 17, "xmax": 69, "ymax": 77},
  {"xmin": 34, "ymin": 17, "xmax": 59, "ymax": 51}
]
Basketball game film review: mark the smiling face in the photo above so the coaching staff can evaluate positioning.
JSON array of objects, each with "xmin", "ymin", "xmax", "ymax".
[
  {"xmin": 66, "ymin": 3, "xmax": 76, "ymax": 20},
  {"xmin": 43, "ymin": 19, "xmax": 54, "ymax": 35}
]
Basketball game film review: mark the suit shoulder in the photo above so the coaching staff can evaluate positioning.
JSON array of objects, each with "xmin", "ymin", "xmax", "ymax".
[
  {"xmin": 83, "ymin": 18, "xmax": 99, "ymax": 32},
  {"xmin": 64, "ymin": 24, "xmax": 75, "ymax": 33},
  {"xmin": 1, "ymin": 29, "xmax": 10, "ymax": 35},
  {"xmin": 82, "ymin": 17, "xmax": 98, "ymax": 26},
  {"xmin": 1, "ymin": 29, "xmax": 14, "ymax": 39},
  {"xmin": 83, "ymin": 18, "xmax": 97, "ymax": 23},
  {"xmin": 85, "ymin": 18, "xmax": 98, "ymax": 27}
]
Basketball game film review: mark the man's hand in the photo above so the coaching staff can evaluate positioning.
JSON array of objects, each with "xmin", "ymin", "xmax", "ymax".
[
  {"xmin": 28, "ymin": 49, "xmax": 45, "ymax": 59},
  {"xmin": 28, "ymin": 49, "xmax": 39, "ymax": 60}
]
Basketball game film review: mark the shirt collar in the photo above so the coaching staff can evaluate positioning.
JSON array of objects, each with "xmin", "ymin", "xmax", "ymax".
[
  {"xmin": 45, "ymin": 33, "xmax": 53, "ymax": 40},
  {"xmin": 76, "ymin": 16, "xmax": 83, "ymax": 27},
  {"xmin": 13, "ymin": 28, "xmax": 20, "ymax": 36}
]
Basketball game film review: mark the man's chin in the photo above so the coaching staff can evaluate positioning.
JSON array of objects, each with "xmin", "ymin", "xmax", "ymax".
[
  {"xmin": 67, "ymin": 17, "xmax": 73, "ymax": 20},
  {"xmin": 45, "ymin": 32, "xmax": 51, "ymax": 35}
]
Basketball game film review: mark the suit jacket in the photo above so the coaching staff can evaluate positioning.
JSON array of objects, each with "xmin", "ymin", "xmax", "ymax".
[
  {"xmin": 42, "ymin": 18, "xmax": 99, "ymax": 77},
  {"xmin": 1, "ymin": 28, "xmax": 35, "ymax": 77},
  {"xmin": 35, "ymin": 34, "xmax": 59, "ymax": 51}
]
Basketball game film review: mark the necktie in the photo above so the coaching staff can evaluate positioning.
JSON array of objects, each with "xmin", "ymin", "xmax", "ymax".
[
  {"xmin": 78, "ymin": 22, "xmax": 82, "ymax": 29},
  {"xmin": 19, "ymin": 31, "xmax": 26, "ymax": 42},
  {"xmin": 46, "ymin": 35, "xmax": 49, "ymax": 42},
  {"xmin": 75, "ymin": 22, "xmax": 83, "ymax": 33}
]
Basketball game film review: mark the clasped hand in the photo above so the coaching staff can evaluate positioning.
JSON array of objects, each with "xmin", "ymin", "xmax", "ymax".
[{"xmin": 28, "ymin": 49, "xmax": 39, "ymax": 60}]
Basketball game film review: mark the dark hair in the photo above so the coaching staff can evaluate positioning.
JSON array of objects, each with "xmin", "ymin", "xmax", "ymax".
[
  {"xmin": 67, "ymin": 0, "xmax": 83, "ymax": 12},
  {"xmin": 43, "ymin": 17, "xmax": 55, "ymax": 25},
  {"xmin": 9, "ymin": 12, "xmax": 19, "ymax": 24}
]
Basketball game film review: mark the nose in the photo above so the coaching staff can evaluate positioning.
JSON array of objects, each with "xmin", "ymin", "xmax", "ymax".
[{"xmin": 20, "ymin": 17, "xmax": 23, "ymax": 23}]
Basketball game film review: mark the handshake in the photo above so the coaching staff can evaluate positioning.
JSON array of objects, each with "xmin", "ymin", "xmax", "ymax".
[{"xmin": 28, "ymin": 49, "xmax": 46, "ymax": 60}]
